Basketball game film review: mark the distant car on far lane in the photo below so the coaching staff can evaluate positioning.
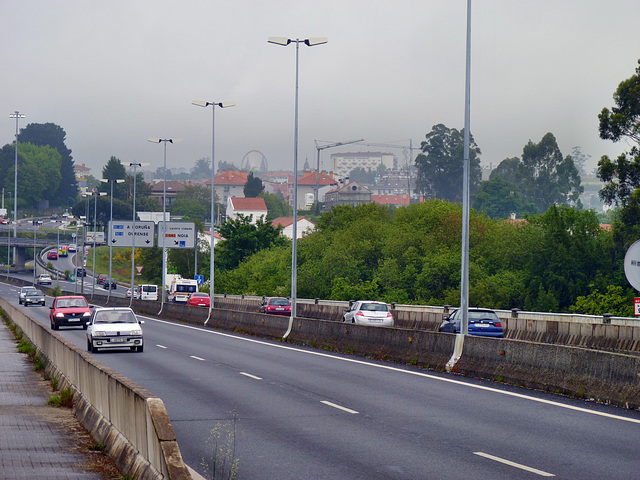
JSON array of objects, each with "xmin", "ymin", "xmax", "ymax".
[
  {"xmin": 46, "ymin": 251, "xmax": 58, "ymax": 260},
  {"xmin": 37, "ymin": 273, "xmax": 52, "ymax": 285},
  {"xmin": 187, "ymin": 292, "xmax": 210, "ymax": 307},
  {"xmin": 343, "ymin": 301, "xmax": 395, "ymax": 327},
  {"xmin": 259, "ymin": 297, "xmax": 291, "ymax": 316},
  {"xmin": 67, "ymin": 243, "xmax": 77, "ymax": 252},
  {"xmin": 439, "ymin": 307, "xmax": 504, "ymax": 338}
]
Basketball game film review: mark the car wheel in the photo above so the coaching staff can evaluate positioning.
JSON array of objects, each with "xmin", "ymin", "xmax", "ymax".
[
  {"xmin": 52, "ymin": 322, "xmax": 59, "ymax": 331},
  {"xmin": 137, "ymin": 344, "xmax": 144, "ymax": 352},
  {"xmin": 87, "ymin": 339, "xmax": 92, "ymax": 352},
  {"xmin": 82, "ymin": 324, "xmax": 88, "ymax": 330},
  {"xmin": 50, "ymin": 320, "xmax": 54, "ymax": 330}
]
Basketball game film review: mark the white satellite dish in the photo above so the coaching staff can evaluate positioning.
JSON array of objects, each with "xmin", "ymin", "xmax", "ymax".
[{"xmin": 624, "ymin": 239, "xmax": 640, "ymax": 290}]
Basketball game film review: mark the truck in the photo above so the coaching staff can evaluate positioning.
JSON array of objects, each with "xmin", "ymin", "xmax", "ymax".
[
  {"xmin": 58, "ymin": 245, "xmax": 68, "ymax": 257},
  {"xmin": 167, "ymin": 276, "xmax": 198, "ymax": 303},
  {"xmin": 86, "ymin": 231, "xmax": 105, "ymax": 246}
]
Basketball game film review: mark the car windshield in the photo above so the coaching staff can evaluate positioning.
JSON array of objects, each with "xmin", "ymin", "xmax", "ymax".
[
  {"xmin": 27, "ymin": 290, "xmax": 43, "ymax": 296},
  {"xmin": 360, "ymin": 303, "xmax": 388, "ymax": 312},
  {"xmin": 468, "ymin": 311, "xmax": 499, "ymax": 321},
  {"xmin": 270, "ymin": 298, "xmax": 289, "ymax": 306},
  {"xmin": 58, "ymin": 298, "xmax": 88, "ymax": 308},
  {"xmin": 93, "ymin": 311, "xmax": 137, "ymax": 324}
]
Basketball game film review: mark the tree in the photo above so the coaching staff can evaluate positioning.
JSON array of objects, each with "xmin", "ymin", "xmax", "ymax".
[
  {"xmin": 243, "ymin": 171, "xmax": 264, "ymax": 198},
  {"xmin": 215, "ymin": 214, "xmax": 287, "ymax": 271},
  {"xmin": 18, "ymin": 123, "xmax": 78, "ymax": 206},
  {"xmin": 217, "ymin": 160, "xmax": 237, "ymax": 173},
  {"xmin": 349, "ymin": 167, "xmax": 376, "ymax": 184},
  {"xmin": 99, "ymin": 157, "xmax": 128, "ymax": 201},
  {"xmin": 259, "ymin": 191, "xmax": 289, "ymax": 220},
  {"xmin": 597, "ymin": 59, "xmax": 640, "ymax": 206},
  {"xmin": 414, "ymin": 123, "xmax": 482, "ymax": 202},
  {"xmin": 489, "ymin": 157, "xmax": 521, "ymax": 184},
  {"xmin": 471, "ymin": 177, "xmax": 536, "ymax": 218},
  {"xmin": 170, "ymin": 185, "xmax": 212, "ymax": 222},
  {"xmin": 191, "ymin": 157, "xmax": 211, "ymax": 179},
  {"xmin": 520, "ymin": 133, "xmax": 583, "ymax": 211}
]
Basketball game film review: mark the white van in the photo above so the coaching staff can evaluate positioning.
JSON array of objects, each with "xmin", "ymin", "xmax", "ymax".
[
  {"xmin": 167, "ymin": 277, "xmax": 198, "ymax": 303},
  {"xmin": 138, "ymin": 284, "xmax": 158, "ymax": 301}
]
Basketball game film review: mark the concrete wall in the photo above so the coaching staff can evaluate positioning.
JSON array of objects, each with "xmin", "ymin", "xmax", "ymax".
[{"xmin": 0, "ymin": 297, "xmax": 192, "ymax": 480}]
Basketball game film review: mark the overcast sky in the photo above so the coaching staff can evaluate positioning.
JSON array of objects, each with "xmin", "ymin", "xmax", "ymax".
[{"xmin": 2, "ymin": 0, "xmax": 640, "ymax": 178}]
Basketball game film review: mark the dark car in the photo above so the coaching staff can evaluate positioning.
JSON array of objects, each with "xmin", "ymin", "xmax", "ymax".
[
  {"xmin": 259, "ymin": 297, "xmax": 291, "ymax": 316},
  {"xmin": 50, "ymin": 295, "xmax": 92, "ymax": 330},
  {"xmin": 102, "ymin": 279, "xmax": 117, "ymax": 289},
  {"xmin": 96, "ymin": 274, "xmax": 109, "ymax": 285},
  {"xmin": 75, "ymin": 267, "xmax": 87, "ymax": 277},
  {"xmin": 24, "ymin": 289, "xmax": 45, "ymax": 306},
  {"xmin": 439, "ymin": 307, "xmax": 504, "ymax": 338},
  {"xmin": 47, "ymin": 251, "xmax": 58, "ymax": 260},
  {"xmin": 18, "ymin": 286, "xmax": 38, "ymax": 304}
]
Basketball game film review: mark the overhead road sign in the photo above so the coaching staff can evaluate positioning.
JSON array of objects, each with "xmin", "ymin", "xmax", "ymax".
[
  {"xmin": 108, "ymin": 221, "xmax": 155, "ymax": 248},
  {"xmin": 158, "ymin": 221, "xmax": 196, "ymax": 249}
]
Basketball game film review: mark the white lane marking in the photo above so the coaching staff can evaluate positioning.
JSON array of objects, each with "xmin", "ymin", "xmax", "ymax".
[
  {"xmin": 156, "ymin": 344, "xmax": 167, "ymax": 349},
  {"xmin": 142, "ymin": 317, "xmax": 640, "ymax": 425},
  {"xmin": 239, "ymin": 372, "xmax": 262, "ymax": 380},
  {"xmin": 190, "ymin": 355, "xmax": 205, "ymax": 361},
  {"xmin": 321, "ymin": 400, "xmax": 359, "ymax": 414},
  {"xmin": 474, "ymin": 452, "xmax": 555, "ymax": 477}
]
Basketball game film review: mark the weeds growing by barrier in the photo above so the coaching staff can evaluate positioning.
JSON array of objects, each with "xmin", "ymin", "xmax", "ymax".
[
  {"xmin": 47, "ymin": 387, "xmax": 74, "ymax": 408},
  {"xmin": 201, "ymin": 410, "xmax": 240, "ymax": 480}
]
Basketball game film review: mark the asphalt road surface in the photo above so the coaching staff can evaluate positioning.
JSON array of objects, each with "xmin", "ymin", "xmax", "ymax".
[{"xmin": 4, "ymin": 281, "xmax": 640, "ymax": 479}]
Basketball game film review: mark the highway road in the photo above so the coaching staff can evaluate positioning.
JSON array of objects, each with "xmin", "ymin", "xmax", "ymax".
[{"xmin": 4, "ymin": 281, "xmax": 640, "ymax": 479}]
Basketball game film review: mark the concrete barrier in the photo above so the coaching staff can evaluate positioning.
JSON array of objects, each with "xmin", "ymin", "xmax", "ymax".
[{"xmin": 0, "ymin": 297, "xmax": 192, "ymax": 480}]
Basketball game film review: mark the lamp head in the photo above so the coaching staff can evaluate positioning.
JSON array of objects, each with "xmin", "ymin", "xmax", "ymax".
[
  {"xmin": 305, "ymin": 37, "xmax": 328, "ymax": 46},
  {"xmin": 268, "ymin": 37, "xmax": 291, "ymax": 46}
]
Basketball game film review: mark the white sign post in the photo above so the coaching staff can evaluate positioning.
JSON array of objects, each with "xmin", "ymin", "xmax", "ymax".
[
  {"xmin": 108, "ymin": 221, "xmax": 155, "ymax": 248},
  {"xmin": 158, "ymin": 221, "xmax": 196, "ymax": 249}
]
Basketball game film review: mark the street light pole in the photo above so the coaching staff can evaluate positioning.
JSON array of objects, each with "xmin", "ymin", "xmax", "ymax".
[
  {"xmin": 90, "ymin": 189, "xmax": 106, "ymax": 300},
  {"xmin": 148, "ymin": 138, "xmax": 182, "ymax": 314},
  {"xmin": 127, "ymin": 162, "xmax": 149, "ymax": 307},
  {"xmin": 192, "ymin": 100, "xmax": 235, "ymax": 318},
  {"xmin": 101, "ymin": 178, "xmax": 125, "ymax": 303},
  {"xmin": 10, "ymin": 111, "xmax": 25, "ymax": 265},
  {"xmin": 268, "ymin": 36, "xmax": 327, "ymax": 338}
]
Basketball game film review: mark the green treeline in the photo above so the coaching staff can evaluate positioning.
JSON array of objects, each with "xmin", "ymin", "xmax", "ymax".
[{"xmin": 215, "ymin": 201, "xmax": 633, "ymax": 316}]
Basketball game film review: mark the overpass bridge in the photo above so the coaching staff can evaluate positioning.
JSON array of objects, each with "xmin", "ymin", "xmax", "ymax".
[{"xmin": 0, "ymin": 236, "xmax": 67, "ymax": 271}]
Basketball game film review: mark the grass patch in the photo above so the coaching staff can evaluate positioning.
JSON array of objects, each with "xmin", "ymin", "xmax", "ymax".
[
  {"xmin": 33, "ymin": 355, "xmax": 46, "ymax": 371},
  {"xmin": 17, "ymin": 339, "xmax": 36, "ymax": 357},
  {"xmin": 47, "ymin": 387, "xmax": 74, "ymax": 408},
  {"xmin": 88, "ymin": 442, "xmax": 106, "ymax": 452}
]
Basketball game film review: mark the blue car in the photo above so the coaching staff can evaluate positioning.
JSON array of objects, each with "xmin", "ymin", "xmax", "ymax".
[{"xmin": 439, "ymin": 308, "xmax": 504, "ymax": 338}]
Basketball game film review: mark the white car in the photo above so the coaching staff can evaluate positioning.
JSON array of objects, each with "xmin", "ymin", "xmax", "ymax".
[
  {"xmin": 86, "ymin": 307, "xmax": 144, "ymax": 353},
  {"xmin": 67, "ymin": 243, "xmax": 77, "ymax": 252},
  {"xmin": 343, "ymin": 300, "xmax": 395, "ymax": 327},
  {"xmin": 37, "ymin": 274, "xmax": 52, "ymax": 285},
  {"xmin": 18, "ymin": 286, "xmax": 38, "ymax": 304}
]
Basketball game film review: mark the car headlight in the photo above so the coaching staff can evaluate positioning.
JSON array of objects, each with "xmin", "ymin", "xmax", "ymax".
[
  {"xmin": 93, "ymin": 331, "xmax": 106, "ymax": 337},
  {"xmin": 82, "ymin": 311, "xmax": 91, "ymax": 317},
  {"xmin": 55, "ymin": 312, "xmax": 64, "ymax": 317},
  {"xmin": 130, "ymin": 329, "xmax": 142, "ymax": 336}
]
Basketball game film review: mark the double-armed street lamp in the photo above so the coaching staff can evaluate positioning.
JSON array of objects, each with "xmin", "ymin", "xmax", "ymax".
[
  {"xmin": 192, "ymin": 100, "xmax": 235, "ymax": 315},
  {"xmin": 83, "ymin": 189, "xmax": 106, "ymax": 299},
  {"xmin": 101, "ymin": 178, "xmax": 125, "ymax": 302},
  {"xmin": 9, "ymin": 111, "xmax": 25, "ymax": 264},
  {"xmin": 148, "ymin": 138, "xmax": 182, "ymax": 312},
  {"xmin": 268, "ymin": 36, "xmax": 327, "ymax": 337}
]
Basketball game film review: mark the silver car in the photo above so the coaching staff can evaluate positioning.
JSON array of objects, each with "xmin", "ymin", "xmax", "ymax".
[
  {"xmin": 86, "ymin": 307, "xmax": 144, "ymax": 353},
  {"xmin": 18, "ymin": 286, "xmax": 38, "ymax": 305},
  {"xmin": 343, "ymin": 301, "xmax": 395, "ymax": 327}
]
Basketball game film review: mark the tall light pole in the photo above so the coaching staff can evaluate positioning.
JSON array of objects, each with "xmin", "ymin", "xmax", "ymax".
[
  {"xmin": 89, "ymin": 189, "xmax": 106, "ymax": 299},
  {"xmin": 314, "ymin": 138, "xmax": 363, "ymax": 214},
  {"xmin": 101, "ymin": 178, "xmax": 125, "ymax": 303},
  {"xmin": 127, "ymin": 162, "xmax": 150, "ymax": 307},
  {"xmin": 10, "ymin": 111, "xmax": 25, "ymax": 264},
  {"xmin": 192, "ymin": 100, "xmax": 235, "ymax": 316},
  {"xmin": 268, "ymin": 36, "xmax": 327, "ymax": 338},
  {"xmin": 148, "ymin": 138, "xmax": 182, "ymax": 313}
]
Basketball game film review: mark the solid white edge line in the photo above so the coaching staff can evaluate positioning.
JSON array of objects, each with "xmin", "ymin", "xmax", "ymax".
[
  {"xmin": 239, "ymin": 372, "xmax": 262, "ymax": 380},
  {"xmin": 474, "ymin": 452, "xmax": 555, "ymax": 477},
  {"xmin": 321, "ymin": 400, "xmax": 359, "ymax": 414},
  {"xmin": 156, "ymin": 344, "xmax": 167, "ymax": 349},
  {"xmin": 190, "ymin": 355, "xmax": 205, "ymax": 361},
  {"xmin": 142, "ymin": 316, "xmax": 640, "ymax": 425}
]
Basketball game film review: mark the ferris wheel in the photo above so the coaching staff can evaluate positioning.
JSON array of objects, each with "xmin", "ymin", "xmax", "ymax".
[{"xmin": 241, "ymin": 150, "xmax": 268, "ymax": 172}]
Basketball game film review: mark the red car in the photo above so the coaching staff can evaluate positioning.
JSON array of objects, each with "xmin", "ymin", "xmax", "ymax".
[
  {"xmin": 50, "ymin": 295, "xmax": 92, "ymax": 330},
  {"xmin": 47, "ymin": 251, "xmax": 58, "ymax": 260},
  {"xmin": 259, "ymin": 297, "xmax": 291, "ymax": 316},
  {"xmin": 186, "ymin": 292, "xmax": 210, "ymax": 307}
]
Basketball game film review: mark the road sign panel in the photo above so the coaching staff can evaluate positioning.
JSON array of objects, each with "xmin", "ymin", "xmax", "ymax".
[
  {"xmin": 108, "ymin": 221, "xmax": 155, "ymax": 248},
  {"xmin": 158, "ymin": 222, "xmax": 196, "ymax": 249}
]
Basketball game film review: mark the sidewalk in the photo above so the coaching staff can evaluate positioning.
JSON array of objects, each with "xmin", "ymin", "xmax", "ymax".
[{"xmin": 0, "ymin": 323, "xmax": 113, "ymax": 480}]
